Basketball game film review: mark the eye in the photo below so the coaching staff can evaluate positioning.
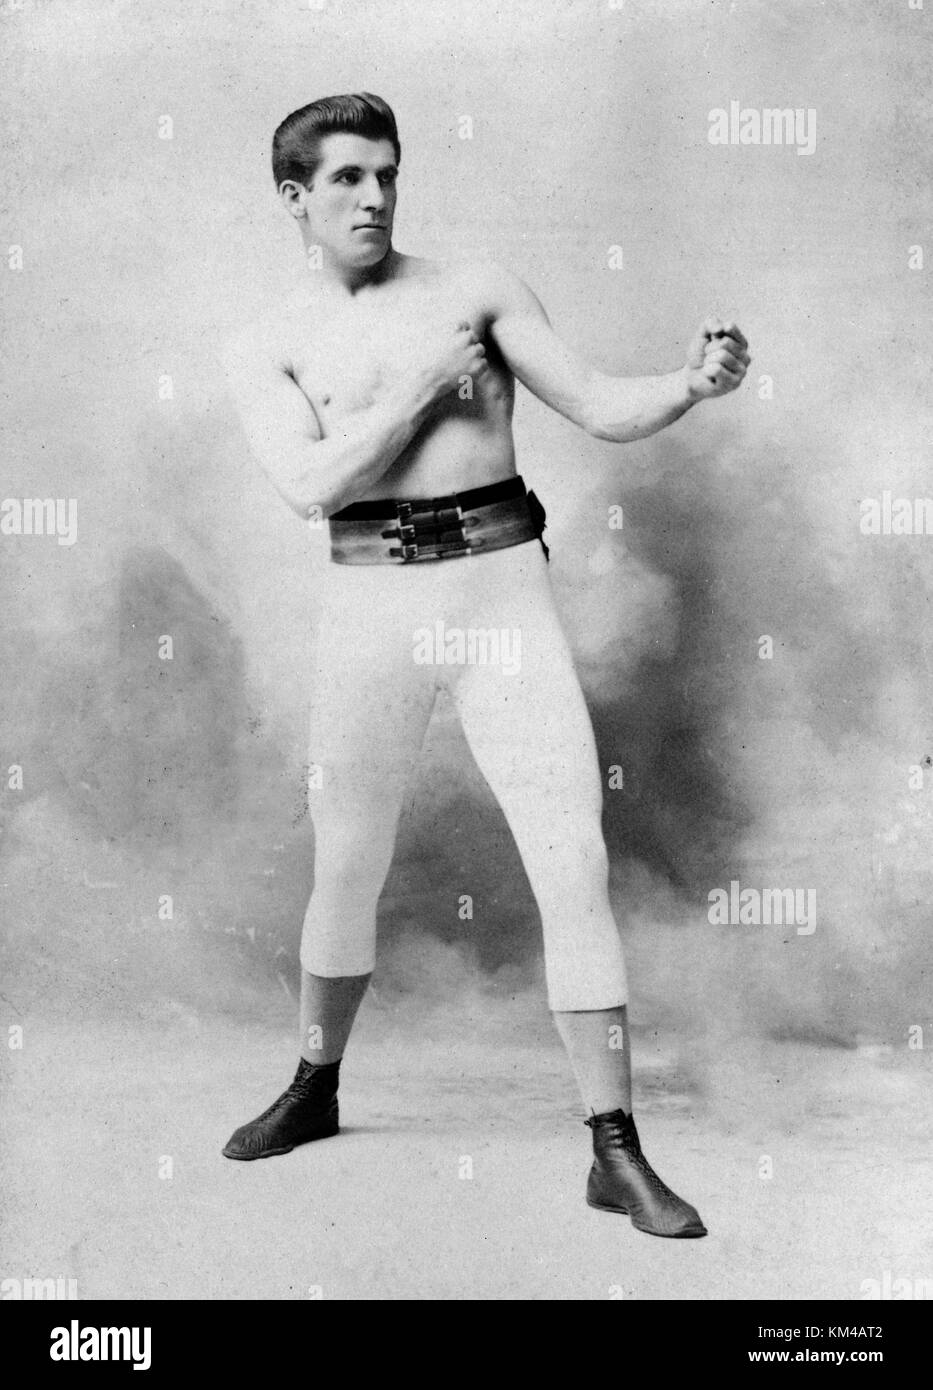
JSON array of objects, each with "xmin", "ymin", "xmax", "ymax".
[
  {"xmin": 337, "ymin": 172, "xmax": 358, "ymax": 185},
  {"xmin": 379, "ymin": 171, "xmax": 397, "ymax": 186}
]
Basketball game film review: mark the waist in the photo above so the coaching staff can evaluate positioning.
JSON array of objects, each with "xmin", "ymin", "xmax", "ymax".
[{"xmin": 328, "ymin": 475, "xmax": 548, "ymax": 565}]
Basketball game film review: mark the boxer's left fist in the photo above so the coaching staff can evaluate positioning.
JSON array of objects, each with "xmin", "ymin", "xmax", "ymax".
[{"xmin": 683, "ymin": 317, "xmax": 751, "ymax": 401}]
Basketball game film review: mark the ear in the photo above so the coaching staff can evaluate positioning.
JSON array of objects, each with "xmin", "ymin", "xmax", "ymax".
[{"xmin": 278, "ymin": 179, "xmax": 309, "ymax": 220}]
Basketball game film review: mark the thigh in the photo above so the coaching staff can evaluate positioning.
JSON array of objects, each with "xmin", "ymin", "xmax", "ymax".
[
  {"xmin": 308, "ymin": 568, "xmax": 438, "ymax": 828},
  {"xmin": 449, "ymin": 553, "xmax": 605, "ymax": 841}
]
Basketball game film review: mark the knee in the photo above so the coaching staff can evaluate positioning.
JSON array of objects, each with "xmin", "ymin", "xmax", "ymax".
[
  {"xmin": 542, "ymin": 821, "xmax": 610, "ymax": 885},
  {"xmin": 311, "ymin": 820, "xmax": 395, "ymax": 888},
  {"xmin": 527, "ymin": 827, "xmax": 611, "ymax": 923},
  {"xmin": 300, "ymin": 916, "xmax": 376, "ymax": 977}
]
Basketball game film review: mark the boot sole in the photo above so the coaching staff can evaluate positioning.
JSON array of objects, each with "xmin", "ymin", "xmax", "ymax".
[
  {"xmin": 586, "ymin": 1196, "xmax": 708, "ymax": 1238},
  {"xmin": 221, "ymin": 1124, "xmax": 339, "ymax": 1160}
]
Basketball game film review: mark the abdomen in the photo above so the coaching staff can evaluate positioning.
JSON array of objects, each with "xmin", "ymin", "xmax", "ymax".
[{"xmin": 368, "ymin": 381, "xmax": 517, "ymax": 500}]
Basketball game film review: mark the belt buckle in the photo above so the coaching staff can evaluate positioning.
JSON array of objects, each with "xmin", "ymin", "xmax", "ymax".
[
  {"xmin": 396, "ymin": 503, "xmax": 419, "ymax": 559},
  {"xmin": 389, "ymin": 497, "xmax": 470, "ymax": 562}
]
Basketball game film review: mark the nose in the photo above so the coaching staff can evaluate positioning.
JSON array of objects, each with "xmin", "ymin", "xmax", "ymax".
[{"xmin": 360, "ymin": 176, "xmax": 387, "ymax": 212}]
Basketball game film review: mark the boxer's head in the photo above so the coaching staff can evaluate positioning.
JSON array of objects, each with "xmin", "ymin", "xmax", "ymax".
[{"xmin": 273, "ymin": 93, "xmax": 400, "ymax": 270}]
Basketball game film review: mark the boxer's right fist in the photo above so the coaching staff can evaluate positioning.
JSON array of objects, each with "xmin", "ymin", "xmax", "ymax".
[{"xmin": 418, "ymin": 321, "xmax": 488, "ymax": 399}]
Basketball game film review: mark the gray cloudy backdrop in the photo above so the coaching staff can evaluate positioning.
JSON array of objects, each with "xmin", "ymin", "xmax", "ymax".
[{"xmin": 2, "ymin": 0, "xmax": 931, "ymax": 1052}]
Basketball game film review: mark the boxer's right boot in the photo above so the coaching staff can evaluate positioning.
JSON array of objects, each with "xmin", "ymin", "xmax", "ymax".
[{"xmin": 222, "ymin": 1058, "xmax": 340, "ymax": 1160}]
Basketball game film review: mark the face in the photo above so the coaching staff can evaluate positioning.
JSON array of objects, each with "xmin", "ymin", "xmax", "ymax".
[{"xmin": 291, "ymin": 132, "xmax": 398, "ymax": 269}]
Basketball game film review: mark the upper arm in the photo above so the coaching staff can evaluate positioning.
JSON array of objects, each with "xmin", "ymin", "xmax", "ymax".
[
  {"xmin": 483, "ymin": 262, "xmax": 597, "ymax": 430},
  {"xmin": 222, "ymin": 325, "xmax": 322, "ymax": 509}
]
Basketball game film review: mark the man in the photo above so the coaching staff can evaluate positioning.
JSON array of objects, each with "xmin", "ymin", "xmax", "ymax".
[{"xmin": 222, "ymin": 93, "xmax": 750, "ymax": 1239}]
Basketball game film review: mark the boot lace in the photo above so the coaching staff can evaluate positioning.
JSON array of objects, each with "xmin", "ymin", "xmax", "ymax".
[
  {"xmin": 254, "ymin": 1072, "xmax": 332, "ymax": 1124},
  {"xmin": 590, "ymin": 1113, "xmax": 678, "ymax": 1200}
]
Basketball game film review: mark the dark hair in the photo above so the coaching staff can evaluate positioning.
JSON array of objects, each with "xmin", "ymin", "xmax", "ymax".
[{"xmin": 272, "ymin": 92, "xmax": 401, "ymax": 189}]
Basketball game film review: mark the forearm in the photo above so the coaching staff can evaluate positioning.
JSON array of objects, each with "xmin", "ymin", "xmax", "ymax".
[
  {"xmin": 585, "ymin": 366, "xmax": 697, "ymax": 443},
  {"xmin": 282, "ymin": 372, "xmax": 440, "ymax": 518}
]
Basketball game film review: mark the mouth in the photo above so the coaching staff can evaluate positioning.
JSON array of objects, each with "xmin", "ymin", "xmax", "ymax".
[{"xmin": 353, "ymin": 224, "xmax": 386, "ymax": 232}]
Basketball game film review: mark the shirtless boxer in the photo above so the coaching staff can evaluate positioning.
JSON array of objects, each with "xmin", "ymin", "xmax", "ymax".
[{"xmin": 221, "ymin": 93, "xmax": 750, "ymax": 1239}]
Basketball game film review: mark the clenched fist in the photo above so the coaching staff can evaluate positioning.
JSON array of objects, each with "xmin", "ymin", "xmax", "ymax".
[
  {"xmin": 417, "ymin": 321, "xmax": 488, "ymax": 401},
  {"xmin": 683, "ymin": 317, "xmax": 751, "ymax": 401}
]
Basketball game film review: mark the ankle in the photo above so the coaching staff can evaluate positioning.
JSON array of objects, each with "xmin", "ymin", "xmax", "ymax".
[
  {"xmin": 290, "ymin": 1056, "xmax": 341, "ymax": 1096},
  {"xmin": 585, "ymin": 1109, "xmax": 642, "ymax": 1150},
  {"xmin": 585, "ymin": 1105, "xmax": 633, "ymax": 1124},
  {"xmin": 297, "ymin": 1056, "xmax": 341, "ymax": 1074}
]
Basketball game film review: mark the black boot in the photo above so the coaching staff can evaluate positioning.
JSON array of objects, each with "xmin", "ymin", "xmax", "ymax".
[
  {"xmin": 584, "ymin": 1109, "xmax": 707, "ymax": 1238},
  {"xmin": 222, "ymin": 1058, "xmax": 340, "ymax": 1160}
]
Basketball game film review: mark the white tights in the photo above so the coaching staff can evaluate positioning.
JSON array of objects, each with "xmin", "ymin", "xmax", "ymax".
[{"xmin": 300, "ymin": 537, "xmax": 628, "ymax": 1012}]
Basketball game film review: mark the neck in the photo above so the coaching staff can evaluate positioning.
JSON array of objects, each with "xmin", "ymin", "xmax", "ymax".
[{"xmin": 306, "ymin": 242, "xmax": 399, "ymax": 295}]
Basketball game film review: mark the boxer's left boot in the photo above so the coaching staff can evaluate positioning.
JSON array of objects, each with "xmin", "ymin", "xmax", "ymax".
[
  {"xmin": 584, "ymin": 1108, "xmax": 707, "ymax": 1238},
  {"xmin": 222, "ymin": 1058, "xmax": 340, "ymax": 1160}
]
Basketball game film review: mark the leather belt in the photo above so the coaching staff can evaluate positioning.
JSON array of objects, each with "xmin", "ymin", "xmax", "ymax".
[{"xmin": 328, "ymin": 476, "xmax": 548, "ymax": 565}]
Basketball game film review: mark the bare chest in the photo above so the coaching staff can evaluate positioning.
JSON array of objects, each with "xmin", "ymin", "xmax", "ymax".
[{"xmin": 282, "ymin": 284, "xmax": 501, "ymax": 424}]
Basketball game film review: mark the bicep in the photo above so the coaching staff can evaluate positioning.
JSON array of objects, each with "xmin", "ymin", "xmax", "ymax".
[
  {"xmin": 223, "ymin": 336, "xmax": 322, "ymax": 496},
  {"xmin": 486, "ymin": 270, "xmax": 596, "ymax": 428}
]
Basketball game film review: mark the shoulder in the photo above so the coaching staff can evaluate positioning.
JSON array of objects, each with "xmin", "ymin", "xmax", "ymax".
[
  {"xmin": 444, "ymin": 254, "xmax": 525, "ymax": 297},
  {"xmin": 441, "ymin": 256, "xmax": 541, "ymax": 321},
  {"xmin": 400, "ymin": 251, "xmax": 524, "ymax": 301}
]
